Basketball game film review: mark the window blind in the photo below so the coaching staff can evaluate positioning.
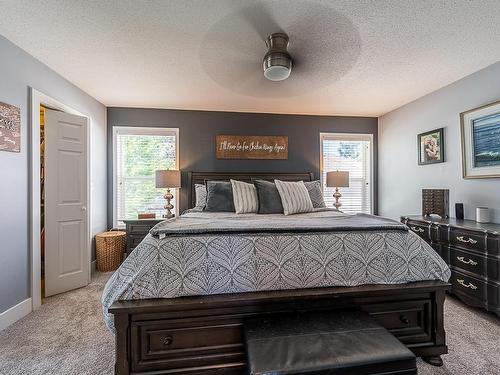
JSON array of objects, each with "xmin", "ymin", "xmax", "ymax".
[
  {"xmin": 114, "ymin": 128, "xmax": 178, "ymax": 227},
  {"xmin": 321, "ymin": 134, "xmax": 372, "ymax": 214}
]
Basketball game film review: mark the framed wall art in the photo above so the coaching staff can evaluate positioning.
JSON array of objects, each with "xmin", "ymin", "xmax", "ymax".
[
  {"xmin": 460, "ymin": 100, "xmax": 500, "ymax": 179},
  {"xmin": 0, "ymin": 101, "xmax": 21, "ymax": 152},
  {"xmin": 417, "ymin": 127, "xmax": 444, "ymax": 165}
]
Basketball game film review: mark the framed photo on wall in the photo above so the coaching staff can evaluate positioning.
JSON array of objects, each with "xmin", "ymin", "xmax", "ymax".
[
  {"xmin": 460, "ymin": 100, "xmax": 500, "ymax": 179},
  {"xmin": 417, "ymin": 128, "xmax": 444, "ymax": 165}
]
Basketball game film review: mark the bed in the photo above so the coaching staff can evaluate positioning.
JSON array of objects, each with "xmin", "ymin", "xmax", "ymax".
[{"xmin": 104, "ymin": 172, "xmax": 451, "ymax": 375}]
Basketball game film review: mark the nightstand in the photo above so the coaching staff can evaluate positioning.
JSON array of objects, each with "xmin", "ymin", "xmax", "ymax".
[{"xmin": 123, "ymin": 219, "xmax": 163, "ymax": 255}]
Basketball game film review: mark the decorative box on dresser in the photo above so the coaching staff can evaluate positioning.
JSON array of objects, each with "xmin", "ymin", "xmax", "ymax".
[
  {"xmin": 401, "ymin": 215, "xmax": 500, "ymax": 317},
  {"xmin": 123, "ymin": 219, "xmax": 163, "ymax": 255}
]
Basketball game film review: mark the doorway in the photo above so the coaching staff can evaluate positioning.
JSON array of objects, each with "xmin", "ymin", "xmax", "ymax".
[{"xmin": 31, "ymin": 89, "xmax": 92, "ymax": 309}]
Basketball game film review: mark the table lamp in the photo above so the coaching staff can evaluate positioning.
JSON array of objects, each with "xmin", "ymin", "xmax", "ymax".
[
  {"xmin": 326, "ymin": 171, "xmax": 349, "ymax": 210},
  {"xmin": 155, "ymin": 170, "xmax": 181, "ymax": 218}
]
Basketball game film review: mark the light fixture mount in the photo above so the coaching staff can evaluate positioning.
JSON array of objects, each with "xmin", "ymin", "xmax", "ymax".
[{"xmin": 263, "ymin": 33, "xmax": 292, "ymax": 81}]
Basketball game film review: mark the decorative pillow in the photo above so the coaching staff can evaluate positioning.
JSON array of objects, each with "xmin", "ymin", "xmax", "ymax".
[
  {"xmin": 194, "ymin": 183, "xmax": 207, "ymax": 209},
  {"xmin": 253, "ymin": 179, "xmax": 284, "ymax": 214},
  {"xmin": 230, "ymin": 180, "xmax": 258, "ymax": 214},
  {"xmin": 304, "ymin": 180, "xmax": 326, "ymax": 208},
  {"xmin": 205, "ymin": 181, "xmax": 235, "ymax": 212},
  {"xmin": 274, "ymin": 180, "xmax": 314, "ymax": 215}
]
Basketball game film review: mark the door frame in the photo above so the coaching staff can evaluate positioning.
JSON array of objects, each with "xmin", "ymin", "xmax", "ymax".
[{"xmin": 29, "ymin": 88, "xmax": 92, "ymax": 310}]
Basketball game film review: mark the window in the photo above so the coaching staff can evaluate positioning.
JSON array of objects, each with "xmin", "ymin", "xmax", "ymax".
[
  {"xmin": 113, "ymin": 127, "xmax": 179, "ymax": 227},
  {"xmin": 320, "ymin": 133, "xmax": 373, "ymax": 214}
]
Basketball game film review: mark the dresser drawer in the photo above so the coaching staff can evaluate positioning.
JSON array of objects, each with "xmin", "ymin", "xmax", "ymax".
[
  {"xmin": 450, "ymin": 248, "xmax": 486, "ymax": 278},
  {"xmin": 450, "ymin": 268, "xmax": 487, "ymax": 302},
  {"xmin": 131, "ymin": 318, "xmax": 245, "ymax": 373},
  {"xmin": 449, "ymin": 228, "xmax": 485, "ymax": 253},
  {"xmin": 406, "ymin": 221, "xmax": 430, "ymax": 240}
]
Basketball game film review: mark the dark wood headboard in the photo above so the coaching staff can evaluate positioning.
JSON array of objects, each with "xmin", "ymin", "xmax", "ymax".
[{"xmin": 187, "ymin": 171, "xmax": 314, "ymax": 208}]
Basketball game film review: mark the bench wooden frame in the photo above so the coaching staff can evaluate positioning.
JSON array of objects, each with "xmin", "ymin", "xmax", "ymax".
[{"xmin": 110, "ymin": 281, "xmax": 449, "ymax": 374}]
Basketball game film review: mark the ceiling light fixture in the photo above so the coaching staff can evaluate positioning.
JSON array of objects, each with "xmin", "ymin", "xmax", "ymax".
[{"xmin": 263, "ymin": 33, "xmax": 292, "ymax": 81}]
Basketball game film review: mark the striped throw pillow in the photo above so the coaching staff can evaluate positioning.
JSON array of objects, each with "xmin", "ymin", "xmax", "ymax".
[
  {"xmin": 194, "ymin": 183, "xmax": 207, "ymax": 209},
  {"xmin": 231, "ymin": 180, "xmax": 258, "ymax": 214},
  {"xmin": 274, "ymin": 180, "xmax": 314, "ymax": 215}
]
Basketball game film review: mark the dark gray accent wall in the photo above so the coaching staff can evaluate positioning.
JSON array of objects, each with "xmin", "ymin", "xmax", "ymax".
[{"xmin": 107, "ymin": 107, "xmax": 378, "ymax": 227}]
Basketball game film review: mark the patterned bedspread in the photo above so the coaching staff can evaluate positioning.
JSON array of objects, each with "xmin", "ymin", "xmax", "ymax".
[{"xmin": 102, "ymin": 211, "xmax": 450, "ymax": 330}]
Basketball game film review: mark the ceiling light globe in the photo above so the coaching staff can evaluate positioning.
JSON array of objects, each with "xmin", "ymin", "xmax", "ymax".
[{"xmin": 264, "ymin": 65, "xmax": 291, "ymax": 81}]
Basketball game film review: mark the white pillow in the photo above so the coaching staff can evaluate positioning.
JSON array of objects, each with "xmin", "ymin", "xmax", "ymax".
[
  {"xmin": 230, "ymin": 179, "xmax": 258, "ymax": 214},
  {"xmin": 194, "ymin": 183, "xmax": 207, "ymax": 209},
  {"xmin": 274, "ymin": 180, "xmax": 314, "ymax": 215}
]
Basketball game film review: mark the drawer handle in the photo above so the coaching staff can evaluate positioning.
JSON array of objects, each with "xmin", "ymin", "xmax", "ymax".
[
  {"xmin": 457, "ymin": 279, "xmax": 477, "ymax": 290},
  {"xmin": 456, "ymin": 256, "xmax": 478, "ymax": 266},
  {"xmin": 411, "ymin": 226, "xmax": 424, "ymax": 233},
  {"xmin": 456, "ymin": 236, "xmax": 477, "ymax": 244},
  {"xmin": 163, "ymin": 335, "xmax": 173, "ymax": 347},
  {"xmin": 399, "ymin": 315, "xmax": 410, "ymax": 325}
]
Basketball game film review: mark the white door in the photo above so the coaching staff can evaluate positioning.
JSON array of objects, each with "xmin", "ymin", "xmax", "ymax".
[{"xmin": 45, "ymin": 109, "xmax": 89, "ymax": 296}]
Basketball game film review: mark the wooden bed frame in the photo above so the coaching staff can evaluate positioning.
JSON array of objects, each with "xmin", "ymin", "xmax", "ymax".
[{"xmin": 109, "ymin": 172, "xmax": 450, "ymax": 374}]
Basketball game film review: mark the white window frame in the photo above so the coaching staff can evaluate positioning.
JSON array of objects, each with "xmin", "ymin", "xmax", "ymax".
[
  {"xmin": 113, "ymin": 126, "xmax": 179, "ymax": 228},
  {"xmin": 319, "ymin": 132, "xmax": 374, "ymax": 214}
]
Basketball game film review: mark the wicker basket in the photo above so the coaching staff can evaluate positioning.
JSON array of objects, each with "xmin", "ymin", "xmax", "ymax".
[{"xmin": 95, "ymin": 231, "xmax": 126, "ymax": 272}]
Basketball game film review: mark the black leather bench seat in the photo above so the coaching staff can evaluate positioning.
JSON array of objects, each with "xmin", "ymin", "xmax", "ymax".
[{"xmin": 244, "ymin": 310, "xmax": 417, "ymax": 375}]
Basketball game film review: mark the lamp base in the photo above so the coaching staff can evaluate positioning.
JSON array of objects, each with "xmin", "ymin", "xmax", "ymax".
[
  {"xmin": 163, "ymin": 189, "xmax": 175, "ymax": 219},
  {"xmin": 333, "ymin": 188, "xmax": 342, "ymax": 211}
]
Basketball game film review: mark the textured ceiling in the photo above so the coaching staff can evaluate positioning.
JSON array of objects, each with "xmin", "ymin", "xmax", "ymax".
[{"xmin": 0, "ymin": 0, "xmax": 499, "ymax": 116}]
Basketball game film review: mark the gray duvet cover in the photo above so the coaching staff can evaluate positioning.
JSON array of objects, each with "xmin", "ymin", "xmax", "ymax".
[{"xmin": 102, "ymin": 210, "xmax": 450, "ymax": 330}]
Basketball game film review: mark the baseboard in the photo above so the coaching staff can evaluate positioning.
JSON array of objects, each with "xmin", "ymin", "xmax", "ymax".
[
  {"xmin": 0, "ymin": 298, "xmax": 32, "ymax": 332},
  {"xmin": 91, "ymin": 260, "xmax": 97, "ymax": 275}
]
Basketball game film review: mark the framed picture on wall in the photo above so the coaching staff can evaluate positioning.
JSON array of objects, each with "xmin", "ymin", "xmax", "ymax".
[
  {"xmin": 417, "ymin": 128, "xmax": 444, "ymax": 165},
  {"xmin": 460, "ymin": 100, "xmax": 500, "ymax": 179},
  {"xmin": 0, "ymin": 101, "xmax": 21, "ymax": 152}
]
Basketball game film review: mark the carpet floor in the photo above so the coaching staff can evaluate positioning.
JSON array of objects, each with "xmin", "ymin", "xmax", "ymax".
[{"xmin": 0, "ymin": 273, "xmax": 499, "ymax": 375}]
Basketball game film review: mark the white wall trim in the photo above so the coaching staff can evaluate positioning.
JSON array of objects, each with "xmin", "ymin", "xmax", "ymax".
[
  {"xmin": 0, "ymin": 298, "xmax": 32, "ymax": 332},
  {"xmin": 29, "ymin": 88, "xmax": 93, "ymax": 311}
]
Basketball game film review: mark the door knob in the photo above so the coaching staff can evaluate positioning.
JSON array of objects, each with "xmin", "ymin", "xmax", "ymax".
[{"xmin": 81, "ymin": 206, "xmax": 87, "ymax": 211}]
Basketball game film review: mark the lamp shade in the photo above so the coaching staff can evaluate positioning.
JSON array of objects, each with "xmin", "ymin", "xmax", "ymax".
[
  {"xmin": 326, "ymin": 171, "xmax": 349, "ymax": 188},
  {"xmin": 155, "ymin": 170, "xmax": 181, "ymax": 188}
]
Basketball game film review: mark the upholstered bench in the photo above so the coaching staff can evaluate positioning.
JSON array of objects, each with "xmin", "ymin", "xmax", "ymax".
[{"xmin": 244, "ymin": 310, "xmax": 417, "ymax": 375}]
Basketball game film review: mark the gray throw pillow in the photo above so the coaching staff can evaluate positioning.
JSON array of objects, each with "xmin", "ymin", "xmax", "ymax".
[
  {"xmin": 253, "ymin": 179, "xmax": 284, "ymax": 214},
  {"xmin": 205, "ymin": 181, "xmax": 235, "ymax": 212},
  {"xmin": 304, "ymin": 180, "xmax": 326, "ymax": 208}
]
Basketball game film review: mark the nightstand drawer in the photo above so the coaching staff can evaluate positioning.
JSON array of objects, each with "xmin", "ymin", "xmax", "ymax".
[
  {"xmin": 128, "ymin": 234, "xmax": 145, "ymax": 249},
  {"xmin": 124, "ymin": 219, "xmax": 163, "ymax": 254},
  {"xmin": 128, "ymin": 223, "xmax": 157, "ymax": 234},
  {"xmin": 450, "ymin": 248, "xmax": 486, "ymax": 278}
]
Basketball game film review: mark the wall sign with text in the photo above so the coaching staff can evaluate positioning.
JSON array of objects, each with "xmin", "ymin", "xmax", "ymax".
[{"xmin": 216, "ymin": 135, "xmax": 288, "ymax": 160}]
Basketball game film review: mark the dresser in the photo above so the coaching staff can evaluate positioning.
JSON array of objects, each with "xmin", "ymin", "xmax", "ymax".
[
  {"xmin": 123, "ymin": 219, "xmax": 163, "ymax": 255},
  {"xmin": 401, "ymin": 215, "xmax": 500, "ymax": 317}
]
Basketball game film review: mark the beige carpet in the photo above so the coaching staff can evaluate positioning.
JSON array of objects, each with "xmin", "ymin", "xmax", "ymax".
[{"xmin": 0, "ymin": 273, "xmax": 499, "ymax": 375}]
